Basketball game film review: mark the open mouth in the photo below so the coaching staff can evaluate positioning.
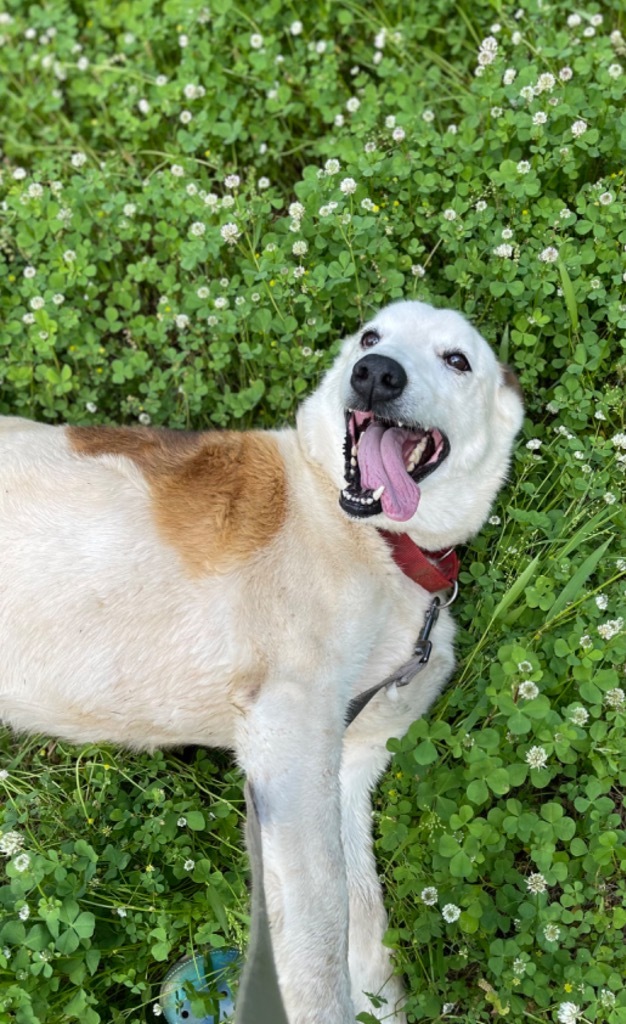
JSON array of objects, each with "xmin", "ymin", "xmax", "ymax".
[{"xmin": 339, "ymin": 411, "xmax": 450, "ymax": 522}]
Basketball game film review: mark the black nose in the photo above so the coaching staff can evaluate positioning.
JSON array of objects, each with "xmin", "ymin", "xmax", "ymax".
[{"xmin": 350, "ymin": 354, "xmax": 408, "ymax": 408}]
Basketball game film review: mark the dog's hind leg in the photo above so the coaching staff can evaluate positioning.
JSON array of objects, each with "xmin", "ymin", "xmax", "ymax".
[
  {"xmin": 341, "ymin": 737, "xmax": 407, "ymax": 1024},
  {"xmin": 235, "ymin": 681, "xmax": 355, "ymax": 1024}
]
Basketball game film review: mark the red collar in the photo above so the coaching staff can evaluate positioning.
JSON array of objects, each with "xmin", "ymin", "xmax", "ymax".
[{"xmin": 379, "ymin": 530, "xmax": 460, "ymax": 593}]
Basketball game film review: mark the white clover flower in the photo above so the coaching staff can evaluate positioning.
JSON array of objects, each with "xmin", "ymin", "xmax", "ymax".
[
  {"xmin": 422, "ymin": 109, "xmax": 435, "ymax": 123},
  {"xmin": 385, "ymin": 114, "xmax": 396, "ymax": 129},
  {"xmin": 443, "ymin": 209, "xmax": 457, "ymax": 222},
  {"xmin": 290, "ymin": 20, "xmax": 303, "ymax": 35},
  {"xmin": 250, "ymin": 33, "xmax": 263, "ymax": 49},
  {"xmin": 289, "ymin": 201, "xmax": 305, "ymax": 220},
  {"xmin": 441, "ymin": 904, "xmax": 461, "ymax": 923},
  {"xmin": 600, "ymin": 990, "xmax": 616, "ymax": 1009},
  {"xmin": 608, "ymin": 64, "xmax": 623, "ymax": 79},
  {"xmin": 235, "ymin": 295, "xmax": 246, "ymax": 305},
  {"xmin": 595, "ymin": 594, "xmax": 609, "ymax": 610},
  {"xmin": 512, "ymin": 957, "xmax": 526, "ymax": 975},
  {"xmin": 214, "ymin": 296, "xmax": 228, "ymax": 309},
  {"xmin": 526, "ymin": 438, "xmax": 542, "ymax": 450},
  {"xmin": 220, "ymin": 222, "xmax": 241, "ymax": 246},
  {"xmin": 605, "ymin": 687, "xmax": 625, "ymax": 708},
  {"xmin": 539, "ymin": 246, "xmax": 559, "ymax": 263},
  {"xmin": 536, "ymin": 72, "xmax": 556, "ymax": 92},
  {"xmin": 503, "ymin": 68, "xmax": 517, "ymax": 85},
  {"xmin": 13, "ymin": 853, "xmax": 30, "ymax": 872},
  {"xmin": 63, "ymin": 249, "xmax": 76, "ymax": 262},
  {"xmin": 71, "ymin": 151, "xmax": 87, "ymax": 168},
  {"xmin": 315, "ymin": 40, "xmax": 328, "ymax": 54},
  {"xmin": 340, "ymin": 177, "xmax": 357, "ymax": 194},
  {"xmin": 23, "ymin": 266, "xmax": 36, "ymax": 278},
  {"xmin": 599, "ymin": 192, "xmax": 614, "ymax": 205},
  {"xmin": 324, "ymin": 158, "xmax": 340, "ymax": 175},
  {"xmin": 333, "ymin": 113, "xmax": 345, "ymax": 127},
  {"xmin": 179, "ymin": 110, "xmax": 192, "ymax": 124},
  {"xmin": 293, "ymin": 266, "xmax": 305, "ymax": 278},
  {"xmin": 178, "ymin": 34, "xmax": 188, "ymax": 47},
  {"xmin": 183, "ymin": 859, "xmax": 195, "ymax": 871},
  {"xmin": 480, "ymin": 35, "xmax": 498, "ymax": 53},
  {"xmin": 543, "ymin": 923, "xmax": 560, "ymax": 942},
  {"xmin": 374, "ymin": 29, "xmax": 386, "ymax": 49},
  {"xmin": 519, "ymin": 681, "xmax": 539, "ymax": 700},
  {"xmin": 526, "ymin": 746, "xmax": 548, "ymax": 769},
  {"xmin": 171, "ymin": 164, "xmax": 185, "ymax": 177},
  {"xmin": 52, "ymin": 293, "xmax": 65, "ymax": 305},
  {"xmin": 533, "ymin": 111, "xmax": 548, "ymax": 125},
  {"xmin": 346, "ymin": 97, "xmax": 360, "ymax": 113},
  {"xmin": 583, "ymin": 26, "xmax": 595, "ymax": 38},
  {"xmin": 571, "ymin": 119, "xmax": 587, "ymax": 138},
  {"xmin": 174, "ymin": 314, "xmax": 189, "ymax": 330},
  {"xmin": 86, "ymin": 401, "xmax": 97, "ymax": 414},
  {"xmin": 567, "ymin": 14, "xmax": 581, "ymax": 28},
  {"xmin": 207, "ymin": 315, "xmax": 218, "ymax": 326},
  {"xmin": 579, "ymin": 634, "xmax": 593, "ymax": 650},
  {"xmin": 30, "ymin": 296, "xmax": 45, "ymax": 310},
  {"xmin": 153, "ymin": 1005, "xmax": 163, "ymax": 1017},
  {"xmin": 138, "ymin": 99, "xmax": 150, "ymax": 115},
  {"xmin": 411, "ymin": 264, "xmax": 426, "ymax": 278},
  {"xmin": 501, "ymin": 227, "xmax": 514, "ymax": 240},
  {"xmin": 224, "ymin": 174, "xmax": 240, "ymax": 190},
  {"xmin": 373, "ymin": 50, "xmax": 383, "ymax": 65},
  {"xmin": 123, "ymin": 203, "xmax": 137, "ymax": 217},
  {"xmin": 526, "ymin": 872, "xmax": 548, "ymax": 894},
  {"xmin": 616, "ymin": 557, "xmax": 626, "ymax": 572},
  {"xmin": 598, "ymin": 619, "xmax": 624, "ymax": 640},
  {"xmin": 494, "ymin": 244, "xmax": 513, "ymax": 258},
  {"xmin": 612, "ymin": 432, "xmax": 626, "ymax": 450},
  {"xmin": 292, "ymin": 240, "xmax": 308, "ymax": 256},
  {"xmin": 511, "ymin": 30, "xmax": 522, "ymax": 44},
  {"xmin": 518, "ymin": 660, "xmax": 532, "ymax": 673},
  {"xmin": 27, "ymin": 183, "xmax": 44, "ymax": 198},
  {"xmin": 557, "ymin": 1003, "xmax": 581, "ymax": 1024},
  {"xmin": 364, "ymin": 141, "xmax": 377, "ymax": 153},
  {"xmin": 138, "ymin": 412, "xmax": 152, "ymax": 425},
  {"xmin": 257, "ymin": 176, "xmax": 270, "ymax": 190},
  {"xmin": 0, "ymin": 832, "xmax": 25, "ymax": 856},
  {"xmin": 421, "ymin": 886, "xmax": 438, "ymax": 904},
  {"xmin": 18, "ymin": 905, "xmax": 30, "ymax": 921},
  {"xmin": 520, "ymin": 85, "xmax": 535, "ymax": 101},
  {"xmin": 189, "ymin": 222, "xmax": 206, "ymax": 237},
  {"xmin": 221, "ymin": 195, "xmax": 235, "ymax": 209},
  {"xmin": 447, "ymin": 124, "xmax": 458, "ymax": 134},
  {"xmin": 475, "ymin": 199, "xmax": 487, "ymax": 211},
  {"xmin": 491, "ymin": 106, "xmax": 503, "ymax": 118},
  {"xmin": 569, "ymin": 707, "xmax": 589, "ymax": 726},
  {"xmin": 155, "ymin": 74, "xmax": 168, "ymax": 86},
  {"xmin": 489, "ymin": 515, "xmax": 501, "ymax": 525},
  {"xmin": 392, "ymin": 127, "xmax": 406, "ymax": 142}
]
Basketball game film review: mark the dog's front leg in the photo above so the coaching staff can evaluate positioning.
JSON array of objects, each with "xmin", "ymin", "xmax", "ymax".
[
  {"xmin": 341, "ymin": 735, "xmax": 407, "ymax": 1024},
  {"xmin": 236, "ymin": 682, "xmax": 355, "ymax": 1024}
]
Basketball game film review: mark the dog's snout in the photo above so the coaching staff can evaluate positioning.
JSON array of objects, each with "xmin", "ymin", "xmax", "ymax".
[{"xmin": 350, "ymin": 354, "xmax": 407, "ymax": 408}]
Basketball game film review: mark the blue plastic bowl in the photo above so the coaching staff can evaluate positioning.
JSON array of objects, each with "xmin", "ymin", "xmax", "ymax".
[{"xmin": 159, "ymin": 949, "xmax": 239, "ymax": 1024}]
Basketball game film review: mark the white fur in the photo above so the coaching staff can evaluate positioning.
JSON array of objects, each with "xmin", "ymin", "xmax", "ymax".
[{"xmin": 0, "ymin": 301, "xmax": 523, "ymax": 1023}]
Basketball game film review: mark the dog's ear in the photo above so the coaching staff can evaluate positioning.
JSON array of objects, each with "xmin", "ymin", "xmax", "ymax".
[{"xmin": 496, "ymin": 363, "xmax": 525, "ymax": 435}]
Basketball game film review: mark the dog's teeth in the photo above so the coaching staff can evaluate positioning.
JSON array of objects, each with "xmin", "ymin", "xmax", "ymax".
[
  {"xmin": 366, "ymin": 498, "xmax": 374, "ymax": 504},
  {"xmin": 350, "ymin": 457, "xmax": 357, "ymax": 467},
  {"xmin": 372, "ymin": 486, "xmax": 385, "ymax": 500},
  {"xmin": 351, "ymin": 445, "xmax": 357, "ymax": 457}
]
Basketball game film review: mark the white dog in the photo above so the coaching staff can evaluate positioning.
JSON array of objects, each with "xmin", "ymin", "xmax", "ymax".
[{"xmin": 0, "ymin": 300, "xmax": 523, "ymax": 1024}]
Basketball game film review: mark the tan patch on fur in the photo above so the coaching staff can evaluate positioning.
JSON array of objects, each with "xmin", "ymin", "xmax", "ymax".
[
  {"xmin": 68, "ymin": 425, "xmax": 287, "ymax": 574},
  {"xmin": 501, "ymin": 363, "xmax": 524, "ymax": 402}
]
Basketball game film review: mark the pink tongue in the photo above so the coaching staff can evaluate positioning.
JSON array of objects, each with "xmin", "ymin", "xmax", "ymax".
[{"xmin": 358, "ymin": 424, "xmax": 421, "ymax": 522}]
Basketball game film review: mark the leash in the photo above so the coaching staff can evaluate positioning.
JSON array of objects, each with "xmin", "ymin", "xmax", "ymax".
[{"xmin": 345, "ymin": 536, "xmax": 459, "ymax": 727}]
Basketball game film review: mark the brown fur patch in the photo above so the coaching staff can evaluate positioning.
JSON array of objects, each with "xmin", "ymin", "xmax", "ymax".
[
  {"xmin": 501, "ymin": 363, "xmax": 524, "ymax": 402},
  {"xmin": 68, "ymin": 425, "xmax": 288, "ymax": 574}
]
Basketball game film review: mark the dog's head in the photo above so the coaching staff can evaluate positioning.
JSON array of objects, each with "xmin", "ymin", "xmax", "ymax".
[{"xmin": 297, "ymin": 300, "xmax": 524, "ymax": 549}]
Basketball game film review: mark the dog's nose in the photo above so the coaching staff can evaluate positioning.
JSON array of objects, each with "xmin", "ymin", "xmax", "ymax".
[{"xmin": 350, "ymin": 354, "xmax": 407, "ymax": 408}]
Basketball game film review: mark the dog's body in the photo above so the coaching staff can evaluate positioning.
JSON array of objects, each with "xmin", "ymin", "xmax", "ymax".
[{"xmin": 0, "ymin": 301, "xmax": 523, "ymax": 1023}]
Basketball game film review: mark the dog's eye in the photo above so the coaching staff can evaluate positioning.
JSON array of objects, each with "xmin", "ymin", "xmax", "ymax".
[
  {"xmin": 443, "ymin": 351, "xmax": 472, "ymax": 373},
  {"xmin": 360, "ymin": 329, "xmax": 381, "ymax": 348}
]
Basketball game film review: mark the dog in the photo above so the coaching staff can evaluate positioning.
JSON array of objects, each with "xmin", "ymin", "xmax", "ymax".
[{"xmin": 0, "ymin": 300, "xmax": 523, "ymax": 1024}]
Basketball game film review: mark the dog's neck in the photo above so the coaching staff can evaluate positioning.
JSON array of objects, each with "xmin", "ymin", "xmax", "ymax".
[{"xmin": 378, "ymin": 530, "xmax": 459, "ymax": 593}]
